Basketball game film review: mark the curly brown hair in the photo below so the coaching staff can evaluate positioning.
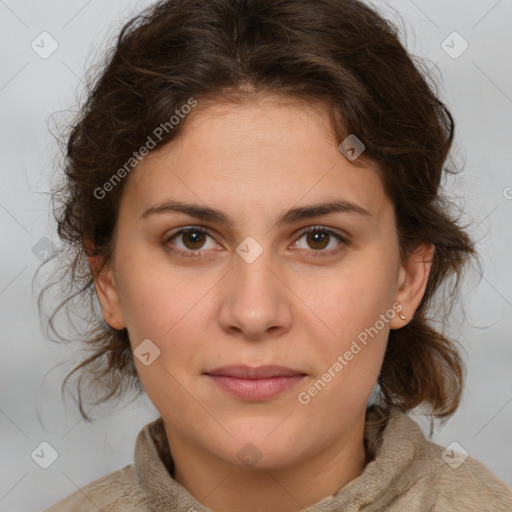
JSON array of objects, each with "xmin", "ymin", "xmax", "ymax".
[{"xmin": 37, "ymin": 0, "xmax": 478, "ymax": 424}]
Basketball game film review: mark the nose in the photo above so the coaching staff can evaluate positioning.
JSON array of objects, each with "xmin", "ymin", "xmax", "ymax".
[{"xmin": 217, "ymin": 239, "xmax": 293, "ymax": 341}]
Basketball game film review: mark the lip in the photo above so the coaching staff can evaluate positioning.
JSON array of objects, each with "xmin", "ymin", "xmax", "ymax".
[
  {"xmin": 204, "ymin": 365, "xmax": 306, "ymax": 401},
  {"xmin": 206, "ymin": 364, "xmax": 305, "ymax": 379}
]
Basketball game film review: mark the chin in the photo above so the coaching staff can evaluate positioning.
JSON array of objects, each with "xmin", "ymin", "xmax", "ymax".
[{"xmin": 222, "ymin": 424, "xmax": 306, "ymax": 470}]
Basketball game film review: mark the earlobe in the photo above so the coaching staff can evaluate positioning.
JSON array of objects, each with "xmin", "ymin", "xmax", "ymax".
[
  {"xmin": 390, "ymin": 243, "xmax": 435, "ymax": 329},
  {"xmin": 89, "ymin": 257, "xmax": 126, "ymax": 330}
]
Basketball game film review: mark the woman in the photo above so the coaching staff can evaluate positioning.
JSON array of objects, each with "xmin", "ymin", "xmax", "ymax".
[{"xmin": 41, "ymin": 0, "xmax": 512, "ymax": 510}]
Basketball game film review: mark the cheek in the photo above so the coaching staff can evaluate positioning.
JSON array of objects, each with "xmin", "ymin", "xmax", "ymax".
[
  {"xmin": 299, "ymin": 257, "xmax": 397, "ymax": 341},
  {"xmin": 294, "ymin": 253, "xmax": 396, "ymax": 406},
  {"xmin": 115, "ymin": 250, "xmax": 201, "ymax": 341},
  {"xmin": 116, "ymin": 259, "xmax": 217, "ymax": 379},
  {"xmin": 298, "ymin": 314, "xmax": 389, "ymax": 425}
]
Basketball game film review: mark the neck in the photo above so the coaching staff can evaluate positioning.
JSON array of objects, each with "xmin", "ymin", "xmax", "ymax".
[{"xmin": 164, "ymin": 414, "xmax": 367, "ymax": 512}]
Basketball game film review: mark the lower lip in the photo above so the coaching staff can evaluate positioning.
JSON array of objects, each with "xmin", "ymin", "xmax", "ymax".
[{"xmin": 206, "ymin": 374, "xmax": 305, "ymax": 401}]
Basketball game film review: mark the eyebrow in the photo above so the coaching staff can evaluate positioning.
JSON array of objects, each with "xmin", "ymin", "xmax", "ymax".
[{"xmin": 141, "ymin": 199, "xmax": 372, "ymax": 226}]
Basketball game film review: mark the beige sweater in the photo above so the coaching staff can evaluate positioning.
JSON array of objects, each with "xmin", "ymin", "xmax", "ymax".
[{"xmin": 44, "ymin": 407, "xmax": 512, "ymax": 511}]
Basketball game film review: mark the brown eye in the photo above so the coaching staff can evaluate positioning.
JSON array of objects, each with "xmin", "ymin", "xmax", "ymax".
[
  {"xmin": 305, "ymin": 231, "xmax": 330, "ymax": 250},
  {"xmin": 164, "ymin": 227, "xmax": 218, "ymax": 257},
  {"xmin": 181, "ymin": 230, "xmax": 207, "ymax": 250},
  {"xmin": 294, "ymin": 227, "xmax": 348, "ymax": 256}
]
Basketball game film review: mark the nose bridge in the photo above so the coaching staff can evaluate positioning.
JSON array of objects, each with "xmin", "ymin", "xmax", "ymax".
[
  {"xmin": 233, "ymin": 234, "xmax": 281, "ymax": 302},
  {"xmin": 218, "ymin": 234, "xmax": 292, "ymax": 338}
]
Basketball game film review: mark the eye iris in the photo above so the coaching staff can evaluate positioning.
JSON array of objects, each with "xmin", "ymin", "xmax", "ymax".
[
  {"xmin": 183, "ymin": 231, "xmax": 205, "ymax": 249},
  {"xmin": 307, "ymin": 231, "xmax": 329, "ymax": 250},
  {"xmin": 177, "ymin": 230, "xmax": 333, "ymax": 251}
]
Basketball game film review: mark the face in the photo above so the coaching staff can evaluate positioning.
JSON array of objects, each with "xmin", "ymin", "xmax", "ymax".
[{"xmin": 94, "ymin": 95, "xmax": 432, "ymax": 471}]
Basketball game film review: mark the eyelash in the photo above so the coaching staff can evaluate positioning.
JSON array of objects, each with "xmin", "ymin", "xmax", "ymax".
[{"xmin": 163, "ymin": 226, "xmax": 349, "ymax": 259}]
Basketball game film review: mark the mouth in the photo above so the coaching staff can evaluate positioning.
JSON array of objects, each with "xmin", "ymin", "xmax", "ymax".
[{"xmin": 204, "ymin": 365, "xmax": 307, "ymax": 401}]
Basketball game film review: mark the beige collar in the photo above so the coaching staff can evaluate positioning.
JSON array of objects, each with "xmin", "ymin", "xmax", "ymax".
[{"xmin": 133, "ymin": 407, "xmax": 434, "ymax": 511}]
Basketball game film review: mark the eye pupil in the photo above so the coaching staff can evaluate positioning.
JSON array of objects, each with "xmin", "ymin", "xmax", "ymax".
[
  {"xmin": 184, "ymin": 231, "xmax": 205, "ymax": 249},
  {"xmin": 307, "ymin": 231, "xmax": 329, "ymax": 250},
  {"xmin": 168, "ymin": 227, "xmax": 341, "ymax": 257}
]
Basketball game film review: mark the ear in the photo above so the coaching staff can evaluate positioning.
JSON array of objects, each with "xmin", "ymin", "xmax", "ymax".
[
  {"xmin": 88, "ymin": 255, "xmax": 126, "ymax": 331},
  {"xmin": 390, "ymin": 242, "xmax": 435, "ymax": 329}
]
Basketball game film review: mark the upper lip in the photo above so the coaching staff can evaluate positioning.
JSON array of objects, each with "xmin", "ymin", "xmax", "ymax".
[{"xmin": 205, "ymin": 365, "xmax": 306, "ymax": 379}]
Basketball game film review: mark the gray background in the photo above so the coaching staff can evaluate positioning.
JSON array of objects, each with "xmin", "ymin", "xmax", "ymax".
[{"xmin": 1, "ymin": 0, "xmax": 511, "ymax": 510}]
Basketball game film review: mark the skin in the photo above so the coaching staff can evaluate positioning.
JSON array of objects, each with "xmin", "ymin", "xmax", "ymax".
[{"xmin": 92, "ymin": 95, "xmax": 434, "ymax": 512}]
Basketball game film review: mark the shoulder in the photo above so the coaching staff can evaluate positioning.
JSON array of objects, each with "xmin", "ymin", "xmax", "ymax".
[
  {"xmin": 422, "ymin": 438, "xmax": 512, "ymax": 510},
  {"xmin": 43, "ymin": 465, "xmax": 145, "ymax": 512},
  {"xmin": 369, "ymin": 408, "xmax": 512, "ymax": 511}
]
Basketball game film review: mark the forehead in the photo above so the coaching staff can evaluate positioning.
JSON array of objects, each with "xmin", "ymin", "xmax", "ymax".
[{"xmin": 119, "ymin": 96, "xmax": 391, "ymax": 223}]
